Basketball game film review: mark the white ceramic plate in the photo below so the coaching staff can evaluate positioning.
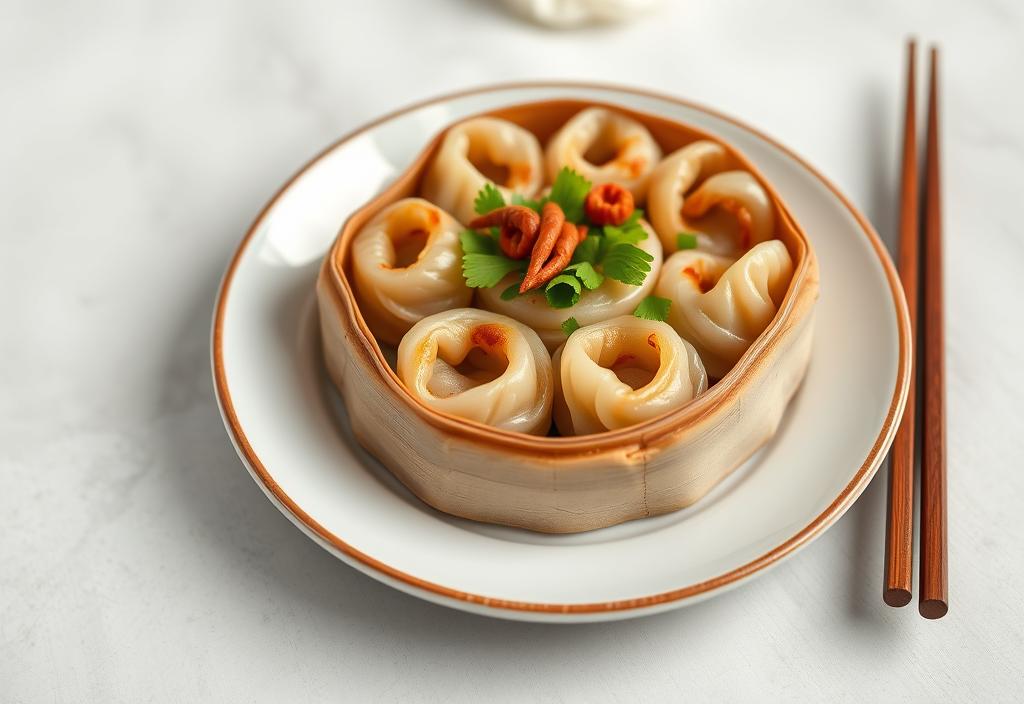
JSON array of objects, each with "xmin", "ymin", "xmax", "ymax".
[{"xmin": 212, "ymin": 83, "xmax": 910, "ymax": 623}]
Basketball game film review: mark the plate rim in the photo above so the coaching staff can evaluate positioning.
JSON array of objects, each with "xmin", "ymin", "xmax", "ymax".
[{"xmin": 211, "ymin": 80, "xmax": 911, "ymax": 616}]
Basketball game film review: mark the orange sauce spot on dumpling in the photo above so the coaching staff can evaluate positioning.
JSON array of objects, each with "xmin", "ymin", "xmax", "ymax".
[
  {"xmin": 471, "ymin": 324, "xmax": 506, "ymax": 351},
  {"xmin": 402, "ymin": 202, "xmax": 439, "ymax": 228},
  {"xmin": 682, "ymin": 265, "xmax": 715, "ymax": 294},
  {"xmin": 610, "ymin": 137, "xmax": 645, "ymax": 177},
  {"xmin": 509, "ymin": 163, "xmax": 533, "ymax": 187},
  {"xmin": 626, "ymin": 157, "xmax": 646, "ymax": 177},
  {"xmin": 611, "ymin": 353, "xmax": 636, "ymax": 368}
]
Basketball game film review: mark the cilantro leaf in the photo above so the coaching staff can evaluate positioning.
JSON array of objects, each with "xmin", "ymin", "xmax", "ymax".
[
  {"xmin": 561, "ymin": 317, "xmax": 581, "ymax": 336},
  {"xmin": 564, "ymin": 261, "xmax": 604, "ymax": 290},
  {"xmin": 676, "ymin": 231, "xmax": 699, "ymax": 250},
  {"xmin": 473, "ymin": 183, "xmax": 506, "ymax": 216},
  {"xmin": 544, "ymin": 274, "xmax": 582, "ymax": 309},
  {"xmin": 510, "ymin": 193, "xmax": 544, "ymax": 212},
  {"xmin": 601, "ymin": 243, "xmax": 653, "ymax": 286},
  {"xmin": 633, "ymin": 296, "xmax": 672, "ymax": 322},
  {"xmin": 546, "ymin": 167, "xmax": 592, "ymax": 223},
  {"xmin": 624, "ymin": 208, "xmax": 644, "ymax": 226},
  {"xmin": 500, "ymin": 280, "xmax": 523, "ymax": 300},
  {"xmin": 459, "ymin": 228, "xmax": 499, "ymax": 255},
  {"xmin": 603, "ymin": 220, "xmax": 648, "ymax": 247},
  {"xmin": 571, "ymin": 235, "xmax": 601, "ymax": 265},
  {"xmin": 463, "ymin": 254, "xmax": 524, "ymax": 288}
]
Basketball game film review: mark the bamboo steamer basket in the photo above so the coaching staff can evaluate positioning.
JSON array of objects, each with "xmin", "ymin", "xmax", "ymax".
[{"xmin": 316, "ymin": 99, "xmax": 819, "ymax": 533}]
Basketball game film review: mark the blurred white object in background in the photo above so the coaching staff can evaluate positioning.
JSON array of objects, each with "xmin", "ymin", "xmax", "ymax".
[{"xmin": 503, "ymin": 0, "xmax": 662, "ymax": 27}]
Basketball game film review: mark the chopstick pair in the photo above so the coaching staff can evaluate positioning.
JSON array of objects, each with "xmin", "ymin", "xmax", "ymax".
[{"xmin": 882, "ymin": 40, "xmax": 948, "ymax": 619}]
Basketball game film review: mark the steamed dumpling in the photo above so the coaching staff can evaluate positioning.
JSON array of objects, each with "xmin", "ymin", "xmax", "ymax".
[
  {"xmin": 351, "ymin": 198, "xmax": 472, "ymax": 346},
  {"xmin": 647, "ymin": 140, "xmax": 728, "ymax": 253},
  {"xmin": 476, "ymin": 220, "xmax": 664, "ymax": 351},
  {"xmin": 553, "ymin": 316, "xmax": 707, "ymax": 435},
  {"xmin": 647, "ymin": 141, "xmax": 774, "ymax": 256},
  {"xmin": 655, "ymin": 240, "xmax": 794, "ymax": 378},
  {"xmin": 397, "ymin": 309, "xmax": 553, "ymax": 435},
  {"xmin": 421, "ymin": 117, "xmax": 544, "ymax": 224},
  {"xmin": 545, "ymin": 108, "xmax": 662, "ymax": 202}
]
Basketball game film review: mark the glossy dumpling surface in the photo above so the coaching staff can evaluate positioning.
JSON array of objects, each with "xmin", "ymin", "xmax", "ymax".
[
  {"xmin": 647, "ymin": 140, "xmax": 728, "ymax": 253},
  {"xmin": 680, "ymin": 171, "xmax": 775, "ymax": 252},
  {"xmin": 647, "ymin": 140, "xmax": 774, "ymax": 257},
  {"xmin": 350, "ymin": 198, "xmax": 472, "ymax": 346},
  {"xmin": 397, "ymin": 309, "xmax": 554, "ymax": 435},
  {"xmin": 545, "ymin": 108, "xmax": 662, "ymax": 202},
  {"xmin": 475, "ymin": 220, "xmax": 664, "ymax": 351},
  {"xmin": 553, "ymin": 316, "xmax": 707, "ymax": 435},
  {"xmin": 421, "ymin": 117, "xmax": 544, "ymax": 224},
  {"xmin": 655, "ymin": 240, "xmax": 794, "ymax": 378}
]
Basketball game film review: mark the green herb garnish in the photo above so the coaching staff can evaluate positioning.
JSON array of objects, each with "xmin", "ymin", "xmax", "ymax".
[
  {"xmin": 601, "ymin": 243, "xmax": 654, "ymax": 286},
  {"xmin": 510, "ymin": 192, "xmax": 544, "ymax": 212},
  {"xmin": 561, "ymin": 317, "xmax": 581, "ymax": 336},
  {"xmin": 460, "ymin": 230, "xmax": 524, "ymax": 288},
  {"xmin": 571, "ymin": 235, "xmax": 601, "ymax": 265},
  {"xmin": 459, "ymin": 228, "xmax": 498, "ymax": 255},
  {"xmin": 500, "ymin": 280, "xmax": 523, "ymax": 300},
  {"xmin": 459, "ymin": 180, "xmax": 653, "ymax": 304},
  {"xmin": 563, "ymin": 261, "xmax": 604, "ymax": 290},
  {"xmin": 633, "ymin": 296, "xmax": 672, "ymax": 322},
  {"xmin": 602, "ymin": 209, "xmax": 647, "ymax": 248},
  {"xmin": 676, "ymin": 231, "xmax": 699, "ymax": 250},
  {"xmin": 474, "ymin": 183, "xmax": 506, "ymax": 215},
  {"xmin": 546, "ymin": 167, "xmax": 592, "ymax": 223},
  {"xmin": 544, "ymin": 274, "xmax": 582, "ymax": 309},
  {"xmin": 462, "ymin": 255, "xmax": 523, "ymax": 288}
]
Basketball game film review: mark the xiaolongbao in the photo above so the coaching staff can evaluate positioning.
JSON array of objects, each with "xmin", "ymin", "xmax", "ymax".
[
  {"xmin": 397, "ymin": 309, "xmax": 553, "ymax": 435},
  {"xmin": 350, "ymin": 198, "xmax": 472, "ymax": 346},
  {"xmin": 475, "ymin": 220, "xmax": 664, "ymax": 351},
  {"xmin": 553, "ymin": 316, "xmax": 707, "ymax": 435},
  {"xmin": 545, "ymin": 108, "xmax": 662, "ymax": 202},
  {"xmin": 655, "ymin": 240, "xmax": 793, "ymax": 378},
  {"xmin": 421, "ymin": 117, "xmax": 544, "ymax": 225}
]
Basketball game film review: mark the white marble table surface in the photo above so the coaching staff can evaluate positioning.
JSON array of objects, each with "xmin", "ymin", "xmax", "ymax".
[{"xmin": 3, "ymin": 1, "xmax": 1022, "ymax": 701}]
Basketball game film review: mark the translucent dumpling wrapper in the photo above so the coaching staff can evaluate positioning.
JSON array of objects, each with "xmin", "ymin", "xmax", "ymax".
[
  {"xmin": 545, "ymin": 108, "xmax": 662, "ymax": 202},
  {"xmin": 648, "ymin": 141, "xmax": 774, "ymax": 257},
  {"xmin": 350, "ymin": 198, "xmax": 472, "ymax": 346},
  {"xmin": 476, "ymin": 220, "xmax": 664, "ymax": 351},
  {"xmin": 655, "ymin": 240, "xmax": 794, "ymax": 379},
  {"xmin": 647, "ymin": 140, "xmax": 727, "ymax": 252},
  {"xmin": 397, "ymin": 309, "xmax": 554, "ymax": 435},
  {"xmin": 421, "ymin": 117, "xmax": 544, "ymax": 225},
  {"xmin": 553, "ymin": 316, "xmax": 707, "ymax": 436}
]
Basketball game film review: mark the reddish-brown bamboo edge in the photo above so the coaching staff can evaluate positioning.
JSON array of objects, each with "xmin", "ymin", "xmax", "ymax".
[{"xmin": 211, "ymin": 81, "xmax": 912, "ymax": 615}]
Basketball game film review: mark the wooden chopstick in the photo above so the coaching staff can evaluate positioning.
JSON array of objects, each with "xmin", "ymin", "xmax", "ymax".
[
  {"xmin": 883, "ymin": 39, "xmax": 919, "ymax": 608},
  {"xmin": 919, "ymin": 45, "xmax": 948, "ymax": 619}
]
